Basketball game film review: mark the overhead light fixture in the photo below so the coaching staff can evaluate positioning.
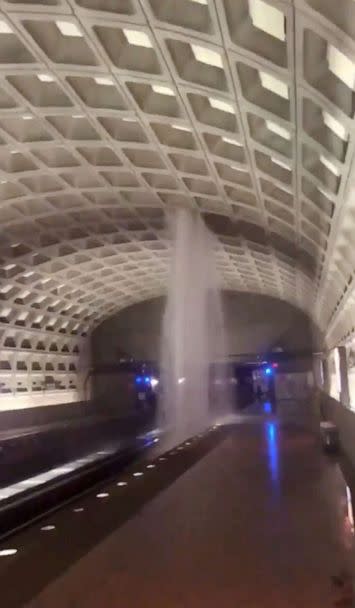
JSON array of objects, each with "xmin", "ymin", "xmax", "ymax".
[
  {"xmin": 322, "ymin": 110, "xmax": 348, "ymax": 141},
  {"xmin": 249, "ymin": 0, "xmax": 285, "ymax": 41},
  {"xmin": 209, "ymin": 97, "xmax": 234, "ymax": 114},
  {"xmin": 152, "ymin": 84, "xmax": 175, "ymax": 96},
  {"xmin": 94, "ymin": 76, "xmax": 114, "ymax": 86},
  {"xmin": 327, "ymin": 44, "xmax": 355, "ymax": 89},
  {"xmin": 320, "ymin": 154, "xmax": 340, "ymax": 176},
  {"xmin": 10, "ymin": 150, "xmax": 19, "ymax": 155},
  {"xmin": 230, "ymin": 164, "xmax": 248, "ymax": 172},
  {"xmin": 222, "ymin": 136, "xmax": 242, "ymax": 146},
  {"xmin": 260, "ymin": 71, "xmax": 289, "ymax": 99},
  {"xmin": 278, "ymin": 183, "xmax": 293, "ymax": 194},
  {"xmin": 37, "ymin": 73, "xmax": 55, "ymax": 83},
  {"xmin": 317, "ymin": 186, "xmax": 331, "ymax": 199},
  {"xmin": 191, "ymin": 44, "xmax": 223, "ymax": 68},
  {"xmin": 265, "ymin": 120, "xmax": 291, "ymax": 140},
  {"xmin": 121, "ymin": 116, "xmax": 136, "ymax": 122},
  {"xmin": 190, "ymin": 0, "xmax": 208, "ymax": 4},
  {"xmin": 56, "ymin": 21, "xmax": 83, "ymax": 37},
  {"xmin": 0, "ymin": 307, "xmax": 11, "ymax": 317},
  {"xmin": 172, "ymin": 124, "xmax": 191, "ymax": 132},
  {"xmin": 72, "ymin": 114, "xmax": 85, "ymax": 119},
  {"xmin": 123, "ymin": 29, "xmax": 152, "ymax": 48},
  {"xmin": 271, "ymin": 156, "xmax": 291, "ymax": 171},
  {"xmin": 22, "ymin": 114, "xmax": 33, "ymax": 120},
  {"xmin": 0, "ymin": 20, "xmax": 13, "ymax": 34}
]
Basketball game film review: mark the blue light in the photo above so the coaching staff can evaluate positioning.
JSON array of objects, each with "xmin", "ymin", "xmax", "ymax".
[
  {"xmin": 144, "ymin": 376, "xmax": 150, "ymax": 384},
  {"xmin": 266, "ymin": 421, "xmax": 279, "ymax": 483},
  {"xmin": 265, "ymin": 367, "xmax": 272, "ymax": 376},
  {"xmin": 264, "ymin": 401, "xmax": 272, "ymax": 414},
  {"xmin": 135, "ymin": 376, "xmax": 143, "ymax": 384}
]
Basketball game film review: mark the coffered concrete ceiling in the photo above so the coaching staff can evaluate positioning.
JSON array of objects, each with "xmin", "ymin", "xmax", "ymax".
[{"xmin": 1, "ymin": 0, "xmax": 355, "ymax": 406}]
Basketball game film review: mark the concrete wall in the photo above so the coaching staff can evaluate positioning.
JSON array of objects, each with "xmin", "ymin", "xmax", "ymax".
[
  {"xmin": 275, "ymin": 372, "xmax": 313, "ymax": 400},
  {"xmin": 92, "ymin": 292, "xmax": 322, "ymax": 367}
]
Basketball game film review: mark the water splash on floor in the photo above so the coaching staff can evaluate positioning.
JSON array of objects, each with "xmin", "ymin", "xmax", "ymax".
[{"xmin": 160, "ymin": 208, "xmax": 231, "ymax": 445}]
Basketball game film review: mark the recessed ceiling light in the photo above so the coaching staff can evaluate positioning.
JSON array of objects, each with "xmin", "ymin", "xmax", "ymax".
[
  {"xmin": 172, "ymin": 124, "xmax": 191, "ymax": 132},
  {"xmin": 271, "ymin": 156, "xmax": 291, "ymax": 171},
  {"xmin": 41, "ymin": 525, "xmax": 56, "ymax": 531},
  {"xmin": 230, "ymin": 164, "xmax": 248, "ymax": 172},
  {"xmin": 146, "ymin": 464, "xmax": 156, "ymax": 469},
  {"xmin": 72, "ymin": 114, "xmax": 85, "ymax": 119},
  {"xmin": 322, "ymin": 111, "xmax": 348, "ymax": 141},
  {"xmin": 0, "ymin": 180, "xmax": 7, "ymax": 184},
  {"xmin": 191, "ymin": 44, "xmax": 223, "ymax": 68},
  {"xmin": 10, "ymin": 150, "xmax": 19, "ymax": 155},
  {"xmin": 327, "ymin": 44, "xmax": 355, "ymax": 89},
  {"xmin": 260, "ymin": 71, "xmax": 289, "ymax": 99},
  {"xmin": 209, "ymin": 97, "xmax": 234, "ymax": 114},
  {"xmin": 96, "ymin": 492, "xmax": 109, "ymax": 498},
  {"xmin": 94, "ymin": 76, "xmax": 114, "ymax": 86},
  {"xmin": 22, "ymin": 114, "xmax": 33, "ymax": 120},
  {"xmin": 190, "ymin": 0, "xmax": 208, "ymax": 4},
  {"xmin": 73, "ymin": 507, "xmax": 84, "ymax": 513},
  {"xmin": 0, "ymin": 549, "xmax": 17, "ymax": 557},
  {"xmin": 38, "ymin": 73, "xmax": 55, "ymax": 83},
  {"xmin": 123, "ymin": 29, "xmax": 152, "ymax": 48},
  {"xmin": 317, "ymin": 186, "xmax": 331, "ymax": 199},
  {"xmin": 265, "ymin": 120, "xmax": 291, "ymax": 140},
  {"xmin": 121, "ymin": 117, "xmax": 136, "ymax": 122},
  {"xmin": 249, "ymin": 0, "xmax": 285, "ymax": 41},
  {"xmin": 278, "ymin": 183, "xmax": 293, "ymax": 194},
  {"xmin": 222, "ymin": 136, "xmax": 242, "ymax": 146},
  {"xmin": 0, "ymin": 21, "xmax": 13, "ymax": 34},
  {"xmin": 320, "ymin": 154, "xmax": 340, "ymax": 176},
  {"xmin": 133, "ymin": 471, "xmax": 143, "ymax": 477},
  {"xmin": 117, "ymin": 481, "xmax": 127, "ymax": 486},
  {"xmin": 56, "ymin": 21, "xmax": 83, "ymax": 37},
  {"xmin": 152, "ymin": 84, "xmax": 175, "ymax": 96}
]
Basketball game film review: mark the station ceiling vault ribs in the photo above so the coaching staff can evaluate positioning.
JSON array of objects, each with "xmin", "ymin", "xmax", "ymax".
[{"xmin": 1, "ymin": 0, "xmax": 355, "ymax": 404}]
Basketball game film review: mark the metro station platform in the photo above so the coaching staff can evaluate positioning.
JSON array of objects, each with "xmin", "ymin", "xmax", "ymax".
[{"xmin": 0, "ymin": 402, "xmax": 354, "ymax": 607}]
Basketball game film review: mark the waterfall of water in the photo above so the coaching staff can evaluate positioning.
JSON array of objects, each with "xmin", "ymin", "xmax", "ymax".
[{"xmin": 160, "ymin": 208, "xmax": 230, "ymax": 444}]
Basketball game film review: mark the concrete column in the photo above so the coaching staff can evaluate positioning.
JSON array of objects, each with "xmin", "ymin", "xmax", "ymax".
[
  {"xmin": 312, "ymin": 355, "xmax": 324, "ymax": 389},
  {"xmin": 338, "ymin": 346, "xmax": 350, "ymax": 407},
  {"xmin": 323, "ymin": 357, "xmax": 331, "ymax": 395}
]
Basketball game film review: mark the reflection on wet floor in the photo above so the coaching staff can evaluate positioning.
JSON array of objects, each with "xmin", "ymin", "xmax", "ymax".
[{"xmin": 265, "ymin": 420, "xmax": 279, "ymax": 484}]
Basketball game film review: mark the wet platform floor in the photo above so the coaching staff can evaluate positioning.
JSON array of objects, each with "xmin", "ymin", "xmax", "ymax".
[{"xmin": 2, "ymin": 409, "xmax": 355, "ymax": 607}]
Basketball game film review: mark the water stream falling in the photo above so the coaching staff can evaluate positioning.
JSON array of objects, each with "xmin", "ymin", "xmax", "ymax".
[{"xmin": 159, "ymin": 208, "xmax": 230, "ymax": 445}]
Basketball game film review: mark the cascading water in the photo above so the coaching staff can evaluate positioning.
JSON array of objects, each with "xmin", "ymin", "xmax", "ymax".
[{"xmin": 159, "ymin": 208, "xmax": 230, "ymax": 445}]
